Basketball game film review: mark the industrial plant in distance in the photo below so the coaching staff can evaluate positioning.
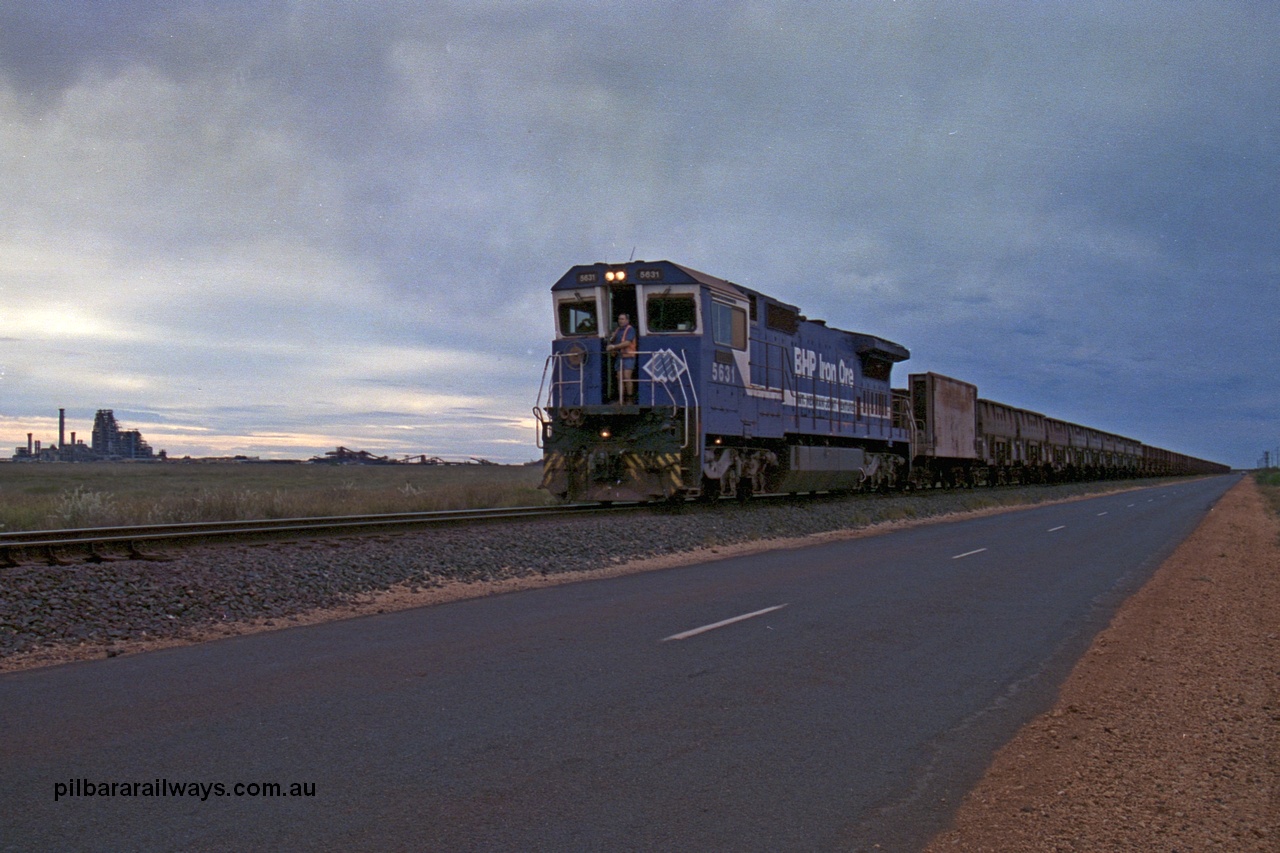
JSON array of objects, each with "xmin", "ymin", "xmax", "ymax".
[
  {"xmin": 7, "ymin": 409, "xmax": 505, "ymax": 465},
  {"xmin": 10, "ymin": 409, "xmax": 161, "ymax": 462}
]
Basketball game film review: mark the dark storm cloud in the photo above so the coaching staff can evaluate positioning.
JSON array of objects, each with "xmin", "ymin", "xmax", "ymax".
[{"xmin": 0, "ymin": 3, "xmax": 273, "ymax": 96}]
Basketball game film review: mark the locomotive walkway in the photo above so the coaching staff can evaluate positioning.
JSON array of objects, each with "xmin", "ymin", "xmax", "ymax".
[{"xmin": 0, "ymin": 475, "xmax": 1241, "ymax": 850}]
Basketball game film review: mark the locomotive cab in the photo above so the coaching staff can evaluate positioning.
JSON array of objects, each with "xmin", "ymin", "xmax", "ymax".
[{"xmin": 535, "ymin": 262, "xmax": 703, "ymax": 502}]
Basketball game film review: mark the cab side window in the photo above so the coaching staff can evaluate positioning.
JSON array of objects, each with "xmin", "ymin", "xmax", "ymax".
[
  {"xmin": 647, "ymin": 295, "xmax": 697, "ymax": 332},
  {"xmin": 558, "ymin": 299, "xmax": 598, "ymax": 336},
  {"xmin": 711, "ymin": 301, "xmax": 747, "ymax": 349}
]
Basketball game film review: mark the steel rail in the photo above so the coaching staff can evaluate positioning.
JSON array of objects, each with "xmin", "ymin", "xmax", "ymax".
[
  {"xmin": 0, "ymin": 503, "xmax": 626, "ymax": 567},
  {"xmin": 0, "ymin": 484, "xmax": 1003, "ymax": 568}
]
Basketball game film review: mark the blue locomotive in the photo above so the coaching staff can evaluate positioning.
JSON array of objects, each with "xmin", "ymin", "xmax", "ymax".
[{"xmin": 534, "ymin": 260, "xmax": 913, "ymax": 501}]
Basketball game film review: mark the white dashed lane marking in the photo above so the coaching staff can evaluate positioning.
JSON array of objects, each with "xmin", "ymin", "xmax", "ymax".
[
  {"xmin": 666, "ymin": 490, "xmax": 1160, "ymax": 644},
  {"xmin": 662, "ymin": 604, "xmax": 789, "ymax": 642}
]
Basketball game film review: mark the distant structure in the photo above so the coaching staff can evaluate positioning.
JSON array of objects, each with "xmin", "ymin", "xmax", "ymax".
[
  {"xmin": 8, "ymin": 413, "xmax": 491, "ymax": 465},
  {"xmin": 91, "ymin": 410, "xmax": 155, "ymax": 460},
  {"xmin": 309, "ymin": 447, "xmax": 497, "ymax": 466},
  {"xmin": 310, "ymin": 446, "xmax": 395, "ymax": 465},
  {"xmin": 10, "ymin": 408, "xmax": 161, "ymax": 462}
]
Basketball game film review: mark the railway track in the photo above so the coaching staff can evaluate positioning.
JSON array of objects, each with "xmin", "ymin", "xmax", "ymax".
[
  {"xmin": 0, "ymin": 479, "xmax": 1169, "ymax": 568},
  {"xmin": 0, "ymin": 504, "xmax": 626, "ymax": 567}
]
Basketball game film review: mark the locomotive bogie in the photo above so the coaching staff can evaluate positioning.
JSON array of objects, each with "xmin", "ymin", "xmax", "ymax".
[{"xmin": 700, "ymin": 442, "xmax": 780, "ymax": 499}]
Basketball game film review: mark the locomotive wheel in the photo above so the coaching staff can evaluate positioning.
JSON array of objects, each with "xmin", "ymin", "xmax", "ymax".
[
  {"xmin": 698, "ymin": 475, "xmax": 720, "ymax": 503},
  {"xmin": 722, "ymin": 467, "xmax": 740, "ymax": 501}
]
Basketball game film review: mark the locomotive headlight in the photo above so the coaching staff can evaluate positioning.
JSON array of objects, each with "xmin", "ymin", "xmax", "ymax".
[
  {"xmin": 600, "ymin": 428, "xmax": 611, "ymax": 439},
  {"xmin": 605, "ymin": 269, "xmax": 626, "ymax": 282}
]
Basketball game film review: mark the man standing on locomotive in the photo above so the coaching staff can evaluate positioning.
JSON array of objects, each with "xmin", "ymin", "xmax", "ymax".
[{"xmin": 606, "ymin": 312, "xmax": 638, "ymax": 404}]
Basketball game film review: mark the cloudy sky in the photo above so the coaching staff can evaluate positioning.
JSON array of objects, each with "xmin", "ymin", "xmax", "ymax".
[{"xmin": 1, "ymin": 2, "xmax": 1276, "ymax": 467}]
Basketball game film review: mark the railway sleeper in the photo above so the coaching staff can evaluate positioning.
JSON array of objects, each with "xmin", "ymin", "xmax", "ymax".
[
  {"xmin": 87, "ymin": 542, "xmax": 132, "ymax": 563},
  {"xmin": 127, "ymin": 541, "xmax": 177, "ymax": 562}
]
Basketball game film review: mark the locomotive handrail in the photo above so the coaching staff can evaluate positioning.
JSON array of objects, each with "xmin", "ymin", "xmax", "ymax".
[
  {"xmin": 533, "ymin": 354, "xmax": 567, "ymax": 450},
  {"xmin": 534, "ymin": 348, "xmax": 700, "ymax": 451},
  {"xmin": 627, "ymin": 347, "xmax": 698, "ymax": 452}
]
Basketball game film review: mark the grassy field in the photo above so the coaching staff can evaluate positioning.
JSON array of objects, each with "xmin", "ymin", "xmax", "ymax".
[
  {"xmin": 0, "ymin": 462, "xmax": 552, "ymax": 531},
  {"xmin": 1255, "ymin": 468, "xmax": 1280, "ymax": 515},
  {"xmin": 0, "ymin": 464, "xmax": 1259, "ymax": 533}
]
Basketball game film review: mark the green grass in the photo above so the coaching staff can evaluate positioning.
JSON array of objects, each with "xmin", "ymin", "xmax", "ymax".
[
  {"xmin": 1254, "ymin": 468, "xmax": 1280, "ymax": 516},
  {"xmin": 1255, "ymin": 468, "xmax": 1280, "ymax": 487},
  {"xmin": 0, "ymin": 462, "xmax": 552, "ymax": 531}
]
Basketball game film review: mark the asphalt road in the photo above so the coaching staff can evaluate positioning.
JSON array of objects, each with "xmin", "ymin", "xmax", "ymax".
[{"xmin": 0, "ymin": 474, "xmax": 1239, "ymax": 852}]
